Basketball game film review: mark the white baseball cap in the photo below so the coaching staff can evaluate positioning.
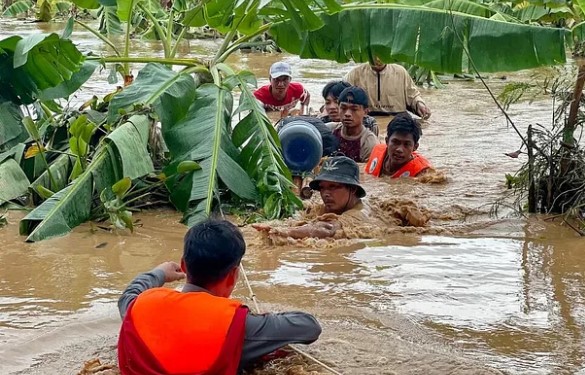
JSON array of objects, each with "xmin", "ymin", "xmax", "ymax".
[{"xmin": 270, "ymin": 62, "xmax": 292, "ymax": 79}]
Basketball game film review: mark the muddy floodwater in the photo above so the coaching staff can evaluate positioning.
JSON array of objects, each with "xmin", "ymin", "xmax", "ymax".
[{"xmin": 1, "ymin": 19, "xmax": 585, "ymax": 375}]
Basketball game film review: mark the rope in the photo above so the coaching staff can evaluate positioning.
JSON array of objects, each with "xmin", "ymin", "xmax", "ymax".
[{"xmin": 238, "ymin": 263, "xmax": 343, "ymax": 375}]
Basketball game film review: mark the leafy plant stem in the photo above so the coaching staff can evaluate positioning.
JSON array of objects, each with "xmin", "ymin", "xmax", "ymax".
[
  {"xmin": 138, "ymin": 2, "xmax": 170, "ymax": 58},
  {"xmin": 38, "ymin": 142, "xmax": 58, "ymax": 190},
  {"xmin": 213, "ymin": 28, "xmax": 238, "ymax": 65},
  {"xmin": 169, "ymin": 26, "xmax": 187, "ymax": 59},
  {"xmin": 166, "ymin": 9, "xmax": 174, "ymax": 56},
  {"xmin": 89, "ymin": 56, "xmax": 204, "ymax": 67},
  {"xmin": 75, "ymin": 20, "xmax": 121, "ymax": 56},
  {"xmin": 216, "ymin": 25, "xmax": 272, "ymax": 63}
]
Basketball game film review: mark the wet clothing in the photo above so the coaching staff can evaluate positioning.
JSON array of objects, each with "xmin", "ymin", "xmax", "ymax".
[
  {"xmin": 118, "ymin": 269, "xmax": 321, "ymax": 372},
  {"xmin": 326, "ymin": 122, "xmax": 378, "ymax": 163},
  {"xmin": 119, "ymin": 289, "xmax": 246, "ymax": 375},
  {"xmin": 344, "ymin": 64, "xmax": 425, "ymax": 114},
  {"xmin": 320, "ymin": 114, "xmax": 379, "ymax": 136},
  {"xmin": 254, "ymin": 82, "xmax": 307, "ymax": 112},
  {"xmin": 365, "ymin": 144, "xmax": 432, "ymax": 178}
]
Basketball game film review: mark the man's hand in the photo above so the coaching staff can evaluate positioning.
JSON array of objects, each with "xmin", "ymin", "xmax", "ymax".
[
  {"xmin": 154, "ymin": 261, "xmax": 185, "ymax": 283},
  {"xmin": 300, "ymin": 89, "xmax": 310, "ymax": 106},
  {"xmin": 416, "ymin": 102, "xmax": 431, "ymax": 120}
]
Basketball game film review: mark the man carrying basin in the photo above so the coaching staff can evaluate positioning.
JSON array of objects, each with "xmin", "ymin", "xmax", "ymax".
[
  {"xmin": 254, "ymin": 156, "xmax": 367, "ymax": 239},
  {"xmin": 277, "ymin": 116, "xmax": 338, "ymax": 196},
  {"xmin": 117, "ymin": 219, "xmax": 321, "ymax": 374}
]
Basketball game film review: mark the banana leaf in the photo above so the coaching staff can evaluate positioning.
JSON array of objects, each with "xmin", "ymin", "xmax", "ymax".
[
  {"xmin": 108, "ymin": 63, "xmax": 196, "ymax": 124},
  {"xmin": 270, "ymin": 4, "xmax": 568, "ymax": 73},
  {"xmin": 39, "ymin": 61, "xmax": 99, "ymax": 101},
  {"xmin": 0, "ymin": 158, "xmax": 30, "ymax": 204},
  {"xmin": 0, "ymin": 33, "xmax": 84, "ymax": 105},
  {"xmin": 98, "ymin": 5, "xmax": 124, "ymax": 36},
  {"xmin": 0, "ymin": 101, "xmax": 27, "ymax": 152},
  {"xmin": 162, "ymin": 83, "xmax": 258, "ymax": 226},
  {"xmin": 20, "ymin": 115, "xmax": 154, "ymax": 242},
  {"xmin": 2, "ymin": 0, "xmax": 34, "ymax": 16},
  {"xmin": 29, "ymin": 153, "xmax": 75, "ymax": 203}
]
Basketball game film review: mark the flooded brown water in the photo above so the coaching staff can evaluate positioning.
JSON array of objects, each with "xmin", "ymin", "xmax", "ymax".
[{"xmin": 1, "ymin": 19, "xmax": 585, "ymax": 375}]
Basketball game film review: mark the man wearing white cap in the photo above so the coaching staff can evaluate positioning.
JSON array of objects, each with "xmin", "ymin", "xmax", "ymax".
[{"xmin": 254, "ymin": 61, "xmax": 310, "ymax": 115}]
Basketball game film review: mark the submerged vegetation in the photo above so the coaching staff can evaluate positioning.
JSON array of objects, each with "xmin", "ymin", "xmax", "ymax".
[{"xmin": 1, "ymin": 0, "xmax": 585, "ymax": 241}]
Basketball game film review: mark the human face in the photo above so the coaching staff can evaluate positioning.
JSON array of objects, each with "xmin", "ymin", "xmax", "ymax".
[
  {"xmin": 318, "ymin": 181, "xmax": 353, "ymax": 214},
  {"xmin": 370, "ymin": 57, "xmax": 387, "ymax": 72},
  {"xmin": 270, "ymin": 75, "xmax": 291, "ymax": 99},
  {"xmin": 340, "ymin": 101, "xmax": 366, "ymax": 130},
  {"xmin": 324, "ymin": 94, "xmax": 340, "ymax": 122},
  {"xmin": 386, "ymin": 131, "xmax": 418, "ymax": 170}
]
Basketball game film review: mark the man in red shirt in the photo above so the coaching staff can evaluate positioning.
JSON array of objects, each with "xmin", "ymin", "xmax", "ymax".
[{"xmin": 253, "ymin": 61, "xmax": 310, "ymax": 115}]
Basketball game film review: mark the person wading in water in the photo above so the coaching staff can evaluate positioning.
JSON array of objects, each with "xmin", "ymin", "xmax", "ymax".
[
  {"xmin": 365, "ymin": 113, "xmax": 433, "ymax": 178},
  {"xmin": 117, "ymin": 219, "xmax": 321, "ymax": 374},
  {"xmin": 253, "ymin": 156, "xmax": 367, "ymax": 239},
  {"xmin": 326, "ymin": 87, "xmax": 379, "ymax": 163}
]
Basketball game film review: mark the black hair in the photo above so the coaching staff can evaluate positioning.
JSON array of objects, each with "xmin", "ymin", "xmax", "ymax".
[
  {"xmin": 386, "ymin": 113, "xmax": 421, "ymax": 144},
  {"xmin": 183, "ymin": 219, "xmax": 246, "ymax": 288},
  {"xmin": 322, "ymin": 80, "xmax": 351, "ymax": 100}
]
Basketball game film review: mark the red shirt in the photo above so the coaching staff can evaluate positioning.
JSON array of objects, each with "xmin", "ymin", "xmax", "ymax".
[{"xmin": 254, "ymin": 82, "xmax": 305, "ymax": 111}]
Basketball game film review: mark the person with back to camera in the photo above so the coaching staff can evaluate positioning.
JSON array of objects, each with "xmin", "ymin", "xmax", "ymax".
[
  {"xmin": 326, "ymin": 86, "xmax": 379, "ymax": 163},
  {"xmin": 117, "ymin": 219, "xmax": 321, "ymax": 375},
  {"xmin": 365, "ymin": 112, "xmax": 433, "ymax": 178},
  {"xmin": 320, "ymin": 80, "xmax": 379, "ymax": 136},
  {"xmin": 253, "ymin": 61, "xmax": 310, "ymax": 116}
]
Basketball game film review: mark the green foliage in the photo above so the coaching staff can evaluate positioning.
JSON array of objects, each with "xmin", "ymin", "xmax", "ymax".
[
  {"xmin": 270, "ymin": 4, "xmax": 568, "ymax": 73},
  {"xmin": 0, "ymin": 158, "xmax": 30, "ymax": 204},
  {"xmin": 228, "ymin": 71, "xmax": 302, "ymax": 219},
  {"xmin": 2, "ymin": 0, "xmax": 34, "ymax": 17},
  {"xmin": 20, "ymin": 115, "xmax": 154, "ymax": 242},
  {"xmin": 0, "ymin": 33, "xmax": 84, "ymax": 105}
]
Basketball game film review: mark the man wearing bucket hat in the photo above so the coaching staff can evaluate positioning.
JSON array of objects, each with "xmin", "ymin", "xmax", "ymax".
[
  {"xmin": 253, "ymin": 61, "xmax": 310, "ymax": 115},
  {"xmin": 253, "ymin": 156, "xmax": 366, "ymax": 239}
]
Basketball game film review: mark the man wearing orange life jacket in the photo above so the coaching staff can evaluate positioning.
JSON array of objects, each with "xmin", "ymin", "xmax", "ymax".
[
  {"xmin": 117, "ymin": 220, "xmax": 321, "ymax": 375},
  {"xmin": 365, "ymin": 113, "xmax": 433, "ymax": 178}
]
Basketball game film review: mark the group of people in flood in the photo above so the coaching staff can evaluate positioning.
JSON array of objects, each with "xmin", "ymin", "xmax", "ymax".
[
  {"xmin": 115, "ymin": 58, "xmax": 436, "ymax": 375},
  {"xmin": 254, "ymin": 59, "xmax": 433, "ymax": 177}
]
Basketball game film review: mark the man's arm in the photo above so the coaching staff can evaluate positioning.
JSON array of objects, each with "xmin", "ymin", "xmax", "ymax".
[
  {"xmin": 253, "ymin": 221, "xmax": 340, "ymax": 239},
  {"xmin": 241, "ymin": 311, "xmax": 322, "ymax": 365},
  {"xmin": 403, "ymin": 72, "xmax": 431, "ymax": 119},
  {"xmin": 360, "ymin": 131, "xmax": 380, "ymax": 163},
  {"xmin": 118, "ymin": 262, "xmax": 185, "ymax": 319}
]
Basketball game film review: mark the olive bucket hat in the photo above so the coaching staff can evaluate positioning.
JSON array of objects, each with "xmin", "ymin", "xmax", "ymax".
[{"xmin": 309, "ymin": 156, "xmax": 366, "ymax": 198}]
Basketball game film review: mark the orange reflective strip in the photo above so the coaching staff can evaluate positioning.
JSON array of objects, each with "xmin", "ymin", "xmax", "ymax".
[{"xmin": 365, "ymin": 144, "xmax": 388, "ymax": 177}]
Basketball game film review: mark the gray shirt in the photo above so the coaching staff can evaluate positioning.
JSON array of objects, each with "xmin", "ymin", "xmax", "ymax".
[{"xmin": 118, "ymin": 269, "xmax": 322, "ymax": 365}]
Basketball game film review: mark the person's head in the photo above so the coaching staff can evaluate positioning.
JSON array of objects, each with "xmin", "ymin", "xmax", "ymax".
[
  {"xmin": 269, "ymin": 61, "xmax": 292, "ymax": 99},
  {"xmin": 322, "ymin": 81, "xmax": 351, "ymax": 122},
  {"xmin": 385, "ymin": 113, "xmax": 421, "ymax": 170},
  {"xmin": 369, "ymin": 56, "xmax": 387, "ymax": 72},
  {"xmin": 309, "ymin": 156, "xmax": 366, "ymax": 214},
  {"xmin": 338, "ymin": 86, "xmax": 369, "ymax": 130},
  {"xmin": 181, "ymin": 219, "xmax": 246, "ymax": 297}
]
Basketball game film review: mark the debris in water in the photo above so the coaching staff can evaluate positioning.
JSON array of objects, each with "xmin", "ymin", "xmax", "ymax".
[{"xmin": 77, "ymin": 358, "xmax": 118, "ymax": 375}]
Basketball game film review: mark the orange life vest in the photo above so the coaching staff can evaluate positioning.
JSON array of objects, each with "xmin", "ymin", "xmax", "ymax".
[
  {"xmin": 365, "ymin": 144, "xmax": 431, "ymax": 178},
  {"xmin": 118, "ymin": 288, "xmax": 248, "ymax": 375}
]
